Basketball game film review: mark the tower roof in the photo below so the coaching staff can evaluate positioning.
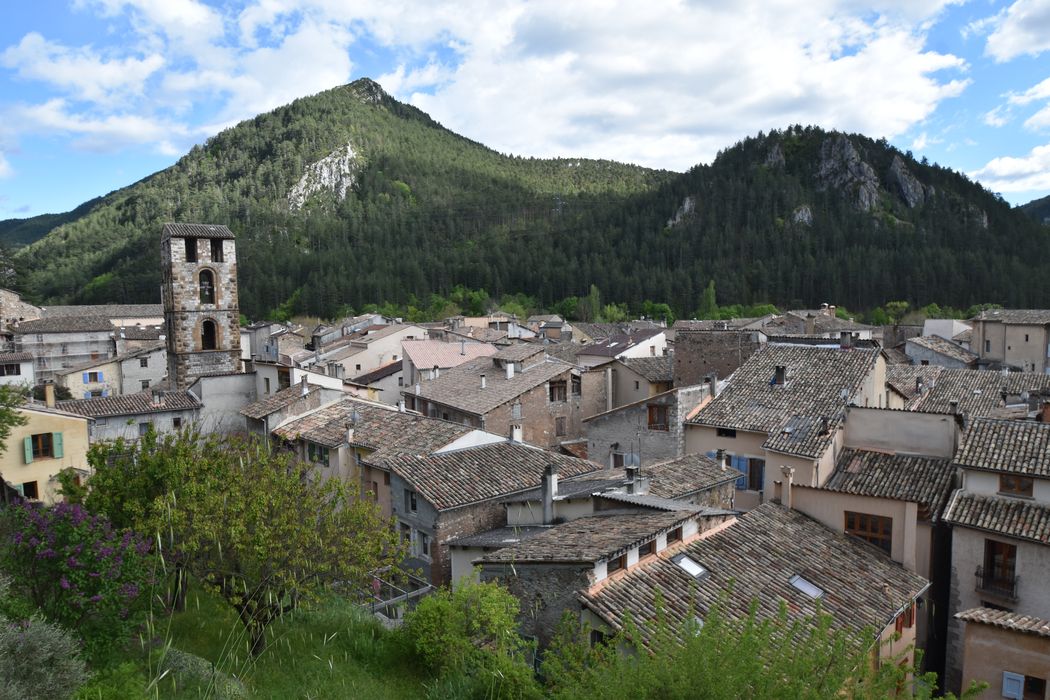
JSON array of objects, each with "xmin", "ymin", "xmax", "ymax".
[{"xmin": 161, "ymin": 223, "xmax": 235, "ymax": 240}]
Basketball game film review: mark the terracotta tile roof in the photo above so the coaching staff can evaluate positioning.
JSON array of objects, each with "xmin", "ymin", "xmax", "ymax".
[
  {"xmin": 620, "ymin": 356, "xmax": 673, "ymax": 383},
  {"xmin": 492, "ymin": 343, "xmax": 547, "ymax": 363},
  {"xmin": 58, "ymin": 390, "xmax": 201, "ymax": 418},
  {"xmin": 943, "ymin": 492, "xmax": 1050, "ymax": 544},
  {"xmin": 953, "ymin": 329, "xmax": 972, "ymax": 343},
  {"xmin": 409, "ymin": 357, "xmax": 575, "ymax": 416},
  {"xmin": 954, "ymin": 418, "xmax": 1050, "ymax": 477},
  {"xmin": 973, "ymin": 309, "xmax": 1050, "ymax": 325},
  {"xmin": 447, "ymin": 327, "xmax": 509, "ymax": 343},
  {"xmin": 481, "ymin": 510, "xmax": 700, "ymax": 563},
  {"xmin": 274, "ymin": 398, "xmax": 470, "ymax": 451},
  {"xmin": 593, "ymin": 492, "xmax": 707, "ymax": 511},
  {"xmin": 886, "ymin": 366, "xmax": 1050, "ymax": 416},
  {"xmin": 571, "ymin": 322, "xmax": 623, "ymax": 341},
  {"xmin": 448, "ymin": 526, "xmax": 552, "ymax": 548},
  {"xmin": 688, "ymin": 344, "xmax": 878, "ymax": 458},
  {"xmin": 906, "ymin": 335, "xmax": 977, "ymax": 364},
  {"xmin": 240, "ymin": 384, "xmax": 318, "ymax": 420},
  {"xmin": 13, "ymin": 315, "xmax": 115, "ymax": 333},
  {"xmin": 644, "ymin": 453, "xmax": 743, "ymax": 499},
  {"xmin": 385, "ymin": 441, "xmax": 601, "ymax": 511},
  {"xmin": 352, "ymin": 360, "xmax": 402, "ymax": 384},
  {"xmin": 0, "ymin": 352, "xmax": 33, "ymax": 363},
  {"xmin": 955, "ymin": 607, "xmax": 1050, "ymax": 638},
  {"xmin": 576, "ymin": 330, "xmax": 664, "ymax": 358},
  {"xmin": 822, "ymin": 448, "xmax": 955, "ymax": 519},
  {"xmin": 401, "ymin": 339, "xmax": 497, "ymax": 370},
  {"xmin": 40, "ymin": 304, "xmax": 163, "ymax": 319},
  {"xmin": 161, "ymin": 222, "xmax": 234, "ymax": 239},
  {"xmin": 116, "ymin": 326, "xmax": 165, "ymax": 340},
  {"xmin": 580, "ymin": 503, "xmax": 928, "ymax": 646},
  {"xmin": 762, "ymin": 312, "xmax": 874, "ymax": 335}
]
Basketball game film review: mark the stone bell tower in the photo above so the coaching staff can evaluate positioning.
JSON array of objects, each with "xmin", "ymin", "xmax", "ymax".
[{"xmin": 161, "ymin": 223, "xmax": 241, "ymax": 389}]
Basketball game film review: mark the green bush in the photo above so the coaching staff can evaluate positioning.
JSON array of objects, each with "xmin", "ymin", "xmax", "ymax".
[{"xmin": 0, "ymin": 615, "xmax": 88, "ymax": 700}]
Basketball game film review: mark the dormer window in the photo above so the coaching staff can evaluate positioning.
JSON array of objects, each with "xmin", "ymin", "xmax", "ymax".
[
  {"xmin": 607, "ymin": 553, "xmax": 627, "ymax": 574},
  {"xmin": 1000, "ymin": 474, "xmax": 1034, "ymax": 498},
  {"xmin": 199, "ymin": 270, "xmax": 216, "ymax": 304},
  {"xmin": 638, "ymin": 540, "xmax": 655, "ymax": 557}
]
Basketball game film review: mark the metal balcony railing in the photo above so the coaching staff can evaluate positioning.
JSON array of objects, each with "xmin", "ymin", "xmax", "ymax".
[{"xmin": 975, "ymin": 565, "xmax": 1019, "ymax": 600}]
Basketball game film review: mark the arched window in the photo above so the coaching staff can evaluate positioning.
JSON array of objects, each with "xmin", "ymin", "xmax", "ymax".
[
  {"xmin": 202, "ymin": 319, "xmax": 217, "ymax": 350},
  {"xmin": 199, "ymin": 270, "xmax": 215, "ymax": 304}
]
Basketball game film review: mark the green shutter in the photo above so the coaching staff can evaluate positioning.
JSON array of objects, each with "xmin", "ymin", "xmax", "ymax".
[
  {"xmin": 52, "ymin": 432, "xmax": 63, "ymax": 459},
  {"xmin": 23, "ymin": 436, "xmax": 33, "ymax": 464}
]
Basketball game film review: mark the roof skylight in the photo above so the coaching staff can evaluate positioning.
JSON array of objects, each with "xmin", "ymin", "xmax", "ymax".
[
  {"xmin": 673, "ymin": 553, "xmax": 708, "ymax": 579},
  {"xmin": 789, "ymin": 574, "xmax": 824, "ymax": 599}
]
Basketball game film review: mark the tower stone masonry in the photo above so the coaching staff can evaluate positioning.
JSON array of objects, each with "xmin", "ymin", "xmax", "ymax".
[{"xmin": 161, "ymin": 223, "xmax": 242, "ymax": 389}]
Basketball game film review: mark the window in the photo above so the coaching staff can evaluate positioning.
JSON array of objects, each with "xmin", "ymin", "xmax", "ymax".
[
  {"xmin": 1000, "ymin": 474, "xmax": 1034, "ymax": 498},
  {"xmin": 673, "ymin": 553, "xmax": 708, "ymax": 579},
  {"xmin": 895, "ymin": 603, "xmax": 915, "ymax": 633},
  {"xmin": 60, "ymin": 344, "xmax": 68, "ymax": 355},
  {"xmin": 985, "ymin": 339, "xmax": 991, "ymax": 353},
  {"xmin": 21, "ymin": 481, "xmax": 39, "ymax": 500},
  {"xmin": 982, "ymin": 539, "xmax": 1017, "ymax": 597},
  {"xmin": 199, "ymin": 270, "xmax": 216, "ymax": 304},
  {"xmin": 571, "ymin": 376, "xmax": 581, "ymax": 396},
  {"xmin": 650, "ymin": 346, "xmax": 656, "ymax": 356},
  {"xmin": 1002, "ymin": 672, "xmax": 1047, "ymax": 700},
  {"xmin": 634, "ymin": 380, "xmax": 640, "ymax": 391},
  {"xmin": 201, "ymin": 320, "xmax": 217, "ymax": 350},
  {"xmin": 1025, "ymin": 334, "xmax": 1030, "ymax": 343},
  {"xmin": 0, "ymin": 363, "xmax": 20, "ymax": 376},
  {"xmin": 845, "ymin": 511, "xmax": 892, "ymax": 554},
  {"xmin": 418, "ymin": 532, "xmax": 430, "ymax": 558},
  {"xmin": 355, "ymin": 364, "xmax": 361, "ymax": 371},
  {"xmin": 730, "ymin": 456, "xmax": 764, "ymax": 491},
  {"xmin": 264, "ymin": 377, "xmax": 271, "ymax": 394},
  {"xmin": 716, "ymin": 427, "xmax": 737, "ymax": 438},
  {"xmin": 370, "ymin": 481, "xmax": 379, "ymax": 502},
  {"xmin": 549, "ymin": 380, "xmax": 567, "ymax": 402},
  {"xmin": 589, "ymin": 629, "xmax": 609, "ymax": 647},
  {"xmin": 512, "ymin": 402, "xmax": 522, "ymax": 420},
  {"xmin": 383, "ymin": 472, "xmax": 390, "ymax": 485},
  {"xmin": 789, "ymin": 574, "xmax": 824, "ymax": 599},
  {"xmin": 85, "ymin": 371, "xmax": 102, "ymax": 383},
  {"xmin": 638, "ymin": 540, "xmax": 655, "ymax": 557},
  {"xmin": 139, "ymin": 357, "xmax": 149, "ymax": 368},
  {"xmin": 405, "ymin": 489, "xmax": 418, "ymax": 512},
  {"xmin": 606, "ymin": 554, "xmax": 627, "ymax": 573},
  {"xmin": 138, "ymin": 422, "xmax": 151, "ymax": 437},
  {"xmin": 555, "ymin": 416, "xmax": 567, "ymax": 436},
  {"xmin": 307, "ymin": 442, "xmax": 330, "ymax": 467},
  {"xmin": 400, "ymin": 523, "xmax": 411, "ymax": 544},
  {"xmin": 612, "ymin": 452, "xmax": 624, "ymax": 468},
  {"xmin": 666, "ymin": 527, "xmax": 682, "ymax": 543},
  {"xmin": 210, "ymin": 239, "xmax": 224, "ymax": 262},
  {"xmin": 141, "ymin": 380, "xmax": 150, "ymax": 390},
  {"xmin": 398, "ymin": 377, "xmax": 403, "ymax": 387},
  {"xmin": 173, "ymin": 417, "xmax": 182, "ymax": 430},
  {"xmin": 647, "ymin": 404, "xmax": 669, "ymax": 431},
  {"xmin": 184, "ymin": 237, "xmax": 197, "ymax": 262},
  {"xmin": 26, "ymin": 432, "xmax": 61, "ymax": 461}
]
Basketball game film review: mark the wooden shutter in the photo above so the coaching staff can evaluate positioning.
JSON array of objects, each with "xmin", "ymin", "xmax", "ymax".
[
  {"xmin": 1002, "ymin": 672, "xmax": 1024, "ymax": 700},
  {"xmin": 82, "ymin": 372, "xmax": 90, "ymax": 384},
  {"xmin": 52, "ymin": 432, "xmax": 63, "ymax": 459},
  {"xmin": 97, "ymin": 371, "xmax": 103, "ymax": 381},
  {"xmin": 23, "ymin": 436, "xmax": 33, "ymax": 464}
]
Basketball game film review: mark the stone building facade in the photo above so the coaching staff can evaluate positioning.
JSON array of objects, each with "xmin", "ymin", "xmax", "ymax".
[
  {"xmin": 673, "ymin": 329, "xmax": 764, "ymax": 387},
  {"xmin": 161, "ymin": 223, "xmax": 241, "ymax": 389}
]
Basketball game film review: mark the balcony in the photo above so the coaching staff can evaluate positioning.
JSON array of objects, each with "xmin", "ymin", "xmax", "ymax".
[{"xmin": 975, "ymin": 566, "xmax": 1019, "ymax": 601}]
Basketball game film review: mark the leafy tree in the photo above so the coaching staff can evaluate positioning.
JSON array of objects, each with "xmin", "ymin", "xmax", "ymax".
[
  {"xmin": 696, "ymin": 280, "xmax": 718, "ymax": 319},
  {"xmin": 641, "ymin": 301, "xmax": 675, "ymax": 325},
  {"xmin": 1, "ymin": 502, "xmax": 152, "ymax": 659},
  {"xmin": 89, "ymin": 432, "xmax": 403, "ymax": 656},
  {"xmin": 30, "ymin": 385, "xmax": 73, "ymax": 402},
  {"xmin": 884, "ymin": 300, "xmax": 910, "ymax": 324},
  {"xmin": 0, "ymin": 386, "xmax": 27, "ymax": 503},
  {"xmin": 599, "ymin": 303, "xmax": 629, "ymax": 323}
]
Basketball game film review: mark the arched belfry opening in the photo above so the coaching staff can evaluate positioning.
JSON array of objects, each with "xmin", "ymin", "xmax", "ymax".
[
  {"xmin": 199, "ymin": 269, "xmax": 216, "ymax": 304},
  {"xmin": 201, "ymin": 319, "xmax": 217, "ymax": 350}
]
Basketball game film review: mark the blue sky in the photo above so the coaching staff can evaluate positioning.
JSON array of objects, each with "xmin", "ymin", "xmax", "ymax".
[{"xmin": 1, "ymin": 0, "xmax": 1049, "ymax": 218}]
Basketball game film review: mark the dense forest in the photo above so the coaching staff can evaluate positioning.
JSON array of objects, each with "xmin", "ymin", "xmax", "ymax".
[{"xmin": 11, "ymin": 78, "xmax": 1050, "ymax": 321}]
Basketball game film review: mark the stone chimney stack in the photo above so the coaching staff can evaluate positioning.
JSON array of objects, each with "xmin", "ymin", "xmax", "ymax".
[
  {"xmin": 43, "ymin": 381, "xmax": 55, "ymax": 408},
  {"xmin": 716, "ymin": 448, "xmax": 726, "ymax": 472},
  {"xmin": 626, "ymin": 465, "xmax": 640, "ymax": 494},
  {"xmin": 480, "ymin": 374, "xmax": 487, "ymax": 390},
  {"xmin": 839, "ymin": 331, "xmax": 852, "ymax": 350},
  {"xmin": 541, "ymin": 463, "xmax": 559, "ymax": 524},
  {"xmin": 781, "ymin": 466, "xmax": 795, "ymax": 509},
  {"xmin": 300, "ymin": 375, "xmax": 309, "ymax": 397},
  {"xmin": 505, "ymin": 361, "xmax": 515, "ymax": 380},
  {"xmin": 774, "ymin": 365, "xmax": 787, "ymax": 385}
]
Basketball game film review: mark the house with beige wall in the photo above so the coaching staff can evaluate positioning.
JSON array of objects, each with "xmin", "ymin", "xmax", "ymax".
[
  {"xmin": 0, "ymin": 352, "xmax": 34, "ymax": 389},
  {"xmin": 4, "ymin": 402, "xmax": 90, "ymax": 503},
  {"xmin": 970, "ymin": 309, "xmax": 1050, "ymax": 374}
]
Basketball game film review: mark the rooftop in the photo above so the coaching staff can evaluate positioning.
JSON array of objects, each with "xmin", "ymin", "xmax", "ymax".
[
  {"xmin": 954, "ymin": 418, "xmax": 1050, "ymax": 477},
  {"xmin": 581, "ymin": 503, "xmax": 928, "ymax": 646},
  {"xmin": 481, "ymin": 509, "xmax": 701, "ymax": 563},
  {"xmin": 58, "ymin": 390, "xmax": 201, "ymax": 418},
  {"xmin": 385, "ymin": 441, "xmax": 601, "ymax": 511},
  {"xmin": 408, "ymin": 356, "xmax": 575, "ymax": 416},
  {"xmin": 13, "ymin": 315, "xmax": 116, "ymax": 334},
  {"xmin": 955, "ymin": 607, "xmax": 1050, "ymax": 639},
  {"xmin": 492, "ymin": 343, "xmax": 547, "ymax": 363},
  {"xmin": 906, "ymin": 335, "xmax": 977, "ymax": 365},
  {"xmin": 352, "ymin": 360, "xmax": 403, "ymax": 384},
  {"xmin": 576, "ymin": 329, "xmax": 664, "ymax": 358},
  {"xmin": 39, "ymin": 303, "xmax": 163, "ymax": 319},
  {"xmin": 886, "ymin": 365, "xmax": 1050, "ymax": 416},
  {"xmin": 972, "ymin": 309, "xmax": 1050, "ymax": 325},
  {"xmin": 401, "ymin": 339, "xmax": 498, "ymax": 371},
  {"xmin": 447, "ymin": 526, "xmax": 551, "ymax": 549},
  {"xmin": 240, "ymin": 383, "xmax": 318, "ymax": 420},
  {"xmin": 161, "ymin": 222, "xmax": 235, "ymax": 240},
  {"xmin": 821, "ymin": 448, "xmax": 956, "ymax": 519},
  {"xmin": 619, "ymin": 356, "xmax": 673, "ymax": 383},
  {"xmin": 644, "ymin": 453, "xmax": 743, "ymax": 499},
  {"xmin": 0, "ymin": 352, "xmax": 33, "ymax": 363},
  {"xmin": 943, "ymin": 491, "xmax": 1050, "ymax": 544}
]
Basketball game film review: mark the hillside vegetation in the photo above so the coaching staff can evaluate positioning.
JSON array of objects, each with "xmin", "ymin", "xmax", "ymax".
[{"xmin": 14, "ymin": 79, "xmax": 1050, "ymax": 318}]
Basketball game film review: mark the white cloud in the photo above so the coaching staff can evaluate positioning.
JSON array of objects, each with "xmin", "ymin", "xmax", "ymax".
[
  {"xmin": 1, "ymin": 33, "xmax": 164, "ymax": 105},
  {"xmin": 982, "ymin": 0, "xmax": 1050, "ymax": 62},
  {"xmin": 0, "ymin": 151, "xmax": 12, "ymax": 178},
  {"xmin": 11, "ymin": 99, "xmax": 187, "ymax": 152},
  {"xmin": 970, "ymin": 142, "xmax": 1050, "ymax": 192},
  {"xmin": 984, "ymin": 105, "xmax": 1011, "ymax": 127}
]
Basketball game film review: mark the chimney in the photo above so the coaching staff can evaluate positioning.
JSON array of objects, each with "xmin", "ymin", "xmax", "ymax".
[
  {"xmin": 480, "ymin": 374, "xmax": 487, "ymax": 389},
  {"xmin": 805, "ymin": 313, "xmax": 816, "ymax": 335},
  {"xmin": 345, "ymin": 420, "xmax": 355, "ymax": 445},
  {"xmin": 541, "ymin": 463, "xmax": 559, "ymax": 525},
  {"xmin": 915, "ymin": 377, "xmax": 924, "ymax": 395},
  {"xmin": 1040, "ymin": 401, "xmax": 1050, "ymax": 423},
  {"xmin": 626, "ymin": 465, "xmax": 640, "ymax": 493},
  {"xmin": 300, "ymin": 375, "xmax": 309, "ymax": 396},
  {"xmin": 707, "ymin": 371, "xmax": 720, "ymax": 397},
  {"xmin": 397, "ymin": 399, "xmax": 406, "ymax": 413},
  {"xmin": 820, "ymin": 302, "xmax": 829, "ymax": 315},
  {"xmin": 780, "ymin": 466, "xmax": 795, "ymax": 509},
  {"xmin": 432, "ymin": 365, "xmax": 440, "ymax": 380},
  {"xmin": 505, "ymin": 361, "xmax": 515, "ymax": 380},
  {"xmin": 774, "ymin": 365, "xmax": 787, "ymax": 386},
  {"xmin": 716, "ymin": 448, "xmax": 726, "ymax": 472},
  {"xmin": 510, "ymin": 425, "xmax": 522, "ymax": 442},
  {"xmin": 839, "ymin": 331, "xmax": 852, "ymax": 350},
  {"xmin": 414, "ymin": 382, "xmax": 421, "ymax": 395},
  {"xmin": 820, "ymin": 416, "xmax": 830, "ymax": 435},
  {"xmin": 460, "ymin": 340, "xmax": 466, "ymax": 355},
  {"xmin": 44, "ymin": 381, "xmax": 56, "ymax": 408},
  {"xmin": 949, "ymin": 399, "xmax": 959, "ymax": 416},
  {"xmin": 829, "ymin": 305, "xmax": 837, "ymax": 317}
]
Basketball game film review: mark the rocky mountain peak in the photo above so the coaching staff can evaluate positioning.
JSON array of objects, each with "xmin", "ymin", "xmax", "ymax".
[
  {"xmin": 815, "ymin": 134, "xmax": 879, "ymax": 212},
  {"xmin": 347, "ymin": 77, "xmax": 388, "ymax": 105},
  {"xmin": 887, "ymin": 155, "xmax": 933, "ymax": 209}
]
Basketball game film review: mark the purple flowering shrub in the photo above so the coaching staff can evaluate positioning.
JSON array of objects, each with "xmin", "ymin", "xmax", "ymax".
[{"xmin": 3, "ymin": 501, "xmax": 153, "ymax": 658}]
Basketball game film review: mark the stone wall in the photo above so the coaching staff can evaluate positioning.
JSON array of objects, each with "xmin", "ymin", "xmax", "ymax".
[
  {"xmin": 433, "ymin": 501, "xmax": 507, "ymax": 586},
  {"xmin": 673, "ymin": 330, "xmax": 762, "ymax": 386},
  {"xmin": 480, "ymin": 562, "xmax": 593, "ymax": 649}
]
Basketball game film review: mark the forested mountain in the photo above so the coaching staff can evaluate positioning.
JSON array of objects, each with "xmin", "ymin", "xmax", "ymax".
[
  {"xmin": 1021, "ymin": 194, "xmax": 1050, "ymax": 226},
  {"xmin": 13, "ymin": 78, "xmax": 1050, "ymax": 319}
]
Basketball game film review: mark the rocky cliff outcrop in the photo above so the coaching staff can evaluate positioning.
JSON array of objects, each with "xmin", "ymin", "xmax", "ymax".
[
  {"xmin": 888, "ymin": 155, "xmax": 933, "ymax": 208},
  {"xmin": 765, "ymin": 142, "xmax": 785, "ymax": 169},
  {"xmin": 816, "ymin": 135, "xmax": 879, "ymax": 212},
  {"xmin": 792, "ymin": 204, "xmax": 813, "ymax": 226},
  {"xmin": 287, "ymin": 143, "xmax": 359, "ymax": 210},
  {"xmin": 667, "ymin": 195, "xmax": 696, "ymax": 226}
]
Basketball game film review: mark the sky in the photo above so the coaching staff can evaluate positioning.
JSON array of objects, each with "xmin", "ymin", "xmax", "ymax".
[{"xmin": 1, "ymin": 0, "xmax": 1050, "ymax": 218}]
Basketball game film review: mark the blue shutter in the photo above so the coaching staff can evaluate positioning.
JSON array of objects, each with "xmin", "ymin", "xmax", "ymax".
[
  {"xmin": 732, "ymin": 455, "xmax": 749, "ymax": 490},
  {"xmin": 52, "ymin": 433, "xmax": 63, "ymax": 459},
  {"xmin": 84, "ymin": 391, "xmax": 91, "ymax": 399},
  {"xmin": 82, "ymin": 372, "xmax": 90, "ymax": 384},
  {"xmin": 97, "ymin": 371, "xmax": 103, "ymax": 381},
  {"xmin": 23, "ymin": 437, "xmax": 33, "ymax": 464},
  {"xmin": 101, "ymin": 390, "xmax": 108, "ymax": 397}
]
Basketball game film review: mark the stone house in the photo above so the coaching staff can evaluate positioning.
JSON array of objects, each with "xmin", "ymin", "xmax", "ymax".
[
  {"xmin": 683, "ymin": 337, "xmax": 887, "ymax": 510},
  {"xmin": 351, "ymin": 361, "xmax": 404, "ymax": 405},
  {"xmin": 0, "ymin": 351, "xmax": 34, "ymax": 388},
  {"xmin": 905, "ymin": 335, "xmax": 978, "ymax": 369},
  {"xmin": 4, "ymin": 395, "xmax": 90, "ymax": 503},
  {"xmin": 672, "ymin": 328, "xmax": 765, "ymax": 388},
  {"xmin": 56, "ymin": 345, "xmax": 168, "ymax": 397},
  {"xmin": 943, "ymin": 418, "xmax": 1050, "ymax": 693},
  {"xmin": 11, "ymin": 315, "xmax": 119, "ymax": 384},
  {"xmin": 401, "ymin": 338, "xmax": 498, "ymax": 386},
  {"xmin": 312, "ymin": 324, "xmax": 425, "ymax": 379},
  {"xmin": 885, "ymin": 364, "xmax": 1050, "ymax": 417},
  {"xmin": 59, "ymin": 390, "xmax": 202, "ymax": 442},
  {"xmin": 0, "ymin": 287, "xmax": 41, "ymax": 332},
  {"xmin": 240, "ymin": 377, "xmax": 344, "ymax": 436},
  {"xmin": 382, "ymin": 443, "xmax": 601, "ymax": 586},
  {"xmin": 404, "ymin": 345, "xmax": 585, "ymax": 449},
  {"xmin": 574, "ymin": 330, "xmax": 667, "ymax": 369},
  {"xmin": 953, "ymin": 609, "xmax": 1050, "ymax": 699},
  {"xmin": 584, "ymin": 384, "xmax": 708, "ymax": 468},
  {"xmin": 970, "ymin": 309, "xmax": 1050, "ymax": 374}
]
